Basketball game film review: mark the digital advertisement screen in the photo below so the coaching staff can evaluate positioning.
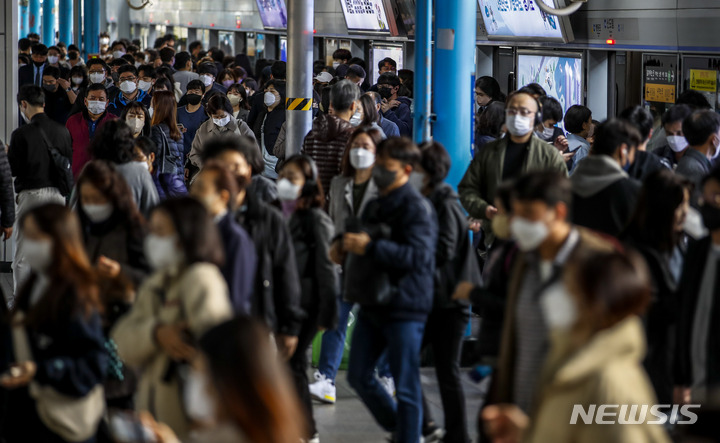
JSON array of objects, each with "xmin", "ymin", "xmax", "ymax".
[
  {"xmin": 517, "ymin": 53, "xmax": 583, "ymax": 128},
  {"xmin": 372, "ymin": 46, "xmax": 404, "ymax": 85},
  {"xmin": 478, "ymin": 0, "xmax": 566, "ymax": 41},
  {"xmin": 393, "ymin": 0, "xmax": 416, "ymax": 37},
  {"xmin": 256, "ymin": 0, "xmax": 288, "ymax": 29},
  {"xmin": 279, "ymin": 37, "xmax": 287, "ymax": 62},
  {"xmin": 340, "ymin": 0, "xmax": 391, "ymax": 33}
]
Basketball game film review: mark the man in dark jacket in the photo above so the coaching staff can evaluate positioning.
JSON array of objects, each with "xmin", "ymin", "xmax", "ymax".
[
  {"xmin": 106, "ymin": 65, "xmax": 152, "ymax": 117},
  {"xmin": 377, "ymin": 73, "xmax": 413, "ymax": 137},
  {"xmin": 619, "ymin": 105, "xmax": 668, "ymax": 180},
  {"xmin": 18, "ymin": 43, "xmax": 48, "ymax": 87},
  {"xmin": 200, "ymin": 135, "xmax": 304, "ymax": 358},
  {"xmin": 677, "ymin": 110, "xmax": 720, "ymax": 207},
  {"xmin": 675, "ymin": 167, "xmax": 720, "ymax": 404},
  {"xmin": 8, "ymin": 85, "xmax": 71, "ymax": 293},
  {"xmin": 653, "ymin": 104, "xmax": 693, "ymax": 169},
  {"xmin": 341, "ymin": 138, "xmax": 438, "ymax": 443},
  {"xmin": 570, "ymin": 119, "xmax": 642, "ymax": 238},
  {"xmin": 39, "ymin": 66, "xmax": 72, "ymax": 124}
]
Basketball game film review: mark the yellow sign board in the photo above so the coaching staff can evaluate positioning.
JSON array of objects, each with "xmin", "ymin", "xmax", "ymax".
[
  {"xmin": 645, "ymin": 83, "xmax": 676, "ymax": 104},
  {"xmin": 690, "ymin": 69, "xmax": 717, "ymax": 92}
]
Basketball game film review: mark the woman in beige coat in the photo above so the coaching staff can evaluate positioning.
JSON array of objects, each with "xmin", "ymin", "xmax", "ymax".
[
  {"xmin": 483, "ymin": 251, "xmax": 671, "ymax": 443},
  {"xmin": 112, "ymin": 197, "xmax": 233, "ymax": 439}
]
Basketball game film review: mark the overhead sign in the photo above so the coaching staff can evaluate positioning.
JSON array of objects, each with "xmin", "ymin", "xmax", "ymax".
[
  {"xmin": 645, "ymin": 84, "xmax": 676, "ymax": 104},
  {"xmin": 340, "ymin": 0, "xmax": 391, "ymax": 33},
  {"xmin": 478, "ymin": 0, "xmax": 565, "ymax": 40},
  {"xmin": 256, "ymin": 0, "xmax": 287, "ymax": 29},
  {"xmin": 644, "ymin": 66, "xmax": 676, "ymax": 104},
  {"xmin": 690, "ymin": 69, "xmax": 717, "ymax": 92}
]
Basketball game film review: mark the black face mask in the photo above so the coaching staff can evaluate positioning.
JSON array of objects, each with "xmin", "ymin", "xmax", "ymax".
[
  {"xmin": 186, "ymin": 94, "xmax": 202, "ymax": 106},
  {"xmin": 701, "ymin": 203, "xmax": 720, "ymax": 231},
  {"xmin": 372, "ymin": 164, "xmax": 398, "ymax": 190},
  {"xmin": 377, "ymin": 87, "xmax": 393, "ymax": 100},
  {"xmin": 42, "ymin": 83, "xmax": 57, "ymax": 93},
  {"xmin": 33, "ymin": 60, "xmax": 45, "ymax": 67}
]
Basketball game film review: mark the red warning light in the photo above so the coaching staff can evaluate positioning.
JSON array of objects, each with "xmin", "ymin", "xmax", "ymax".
[
  {"xmin": 606, "ymin": 39, "xmax": 616, "ymax": 45},
  {"xmin": 188, "ymin": 22, "xmax": 192, "ymax": 26},
  {"xmin": 210, "ymin": 23, "xmax": 215, "ymax": 27},
  {"xmin": 313, "ymin": 29, "xmax": 317, "ymax": 34}
]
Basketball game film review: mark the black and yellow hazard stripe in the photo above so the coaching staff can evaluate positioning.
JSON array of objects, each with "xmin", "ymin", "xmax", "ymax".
[{"xmin": 286, "ymin": 97, "xmax": 313, "ymax": 111}]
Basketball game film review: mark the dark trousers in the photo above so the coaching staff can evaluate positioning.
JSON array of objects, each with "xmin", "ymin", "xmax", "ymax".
[
  {"xmin": 347, "ymin": 311, "xmax": 426, "ymax": 443},
  {"xmin": 289, "ymin": 308, "xmax": 319, "ymax": 438},
  {"xmin": 422, "ymin": 307, "xmax": 471, "ymax": 443}
]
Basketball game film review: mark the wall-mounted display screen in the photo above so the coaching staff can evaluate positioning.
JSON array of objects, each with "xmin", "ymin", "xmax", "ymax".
[
  {"xmin": 392, "ymin": 0, "xmax": 416, "ymax": 37},
  {"xmin": 279, "ymin": 37, "xmax": 287, "ymax": 62},
  {"xmin": 256, "ymin": 0, "xmax": 288, "ymax": 29},
  {"xmin": 340, "ymin": 0, "xmax": 392, "ymax": 33},
  {"xmin": 517, "ymin": 52, "xmax": 583, "ymax": 129},
  {"xmin": 478, "ymin": 0, "xmax": 572, "ymax": 42},
  {"xmin": 371, "ymin": 45, "xmax": 404, "ymax": 85}
]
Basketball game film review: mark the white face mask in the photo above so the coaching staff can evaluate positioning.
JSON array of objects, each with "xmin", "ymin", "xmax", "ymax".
[
  {"xmin": 349, "ymin": 148, "xmax": 375, "ymax": 170},
  {"xmin": 47, "ymin": 55, "xmax": 59, "ymax": 64},
  {"xmin": 87, "ymin": 100, "xmax": 106, "ymax": 115},
  {"xmin": 349, "ymin": 111, "xmax": 362, "ymax": 127},
  {"xmin": 264, "ymin": 91, "xmax": 277, "ymax": 107},
  {"xmin": 510, "ymin": 217, "xmax": 550, "ymax": 251},
  {"xmin": 148, "ymin": 107, "xmax": 154, "ymax": 118},
  {"xmin": 20, "ymin": 107, "xmax": 30, "ymax": 124},
  {"xmin": 120, "ymin": 81, "xmax": 137, "ymax": 94},
  {"xmin": 506, "ymin": 114, "xmax": 534, "ymax": 137},
  {"xmin": 666, "ymin": 135, "xmax": 688, "ymax": 153},
  {"xmin": 277, "ymin": 178, "xmax": 301, "ymax": 201},
  {"xmin": 683, "ymin": 206, "xmax": 708, "ymax": 240},
  {"xmin": 72, "ymin": 76, "xmax": 84, "ymax": 85},
  {"xmin": 23, "ymin": 238, "xmax": 53, "ymax": 272},
  {"xmin": 183, "ymin": 368, "xmax": 216, "ymax": 423},
  {"xmin": 228, "ymin": 95, "xmax": 242, "ymax": 107},
  {"xmin": 112, "ymin": 50, "xmax": 126, "ymax": 59},
  {"xmin": 127, "ymin": 117, "xmax": 144, "ymax": 133},
  {"xmin": 138, "ymin": 79, "xmax": 153, "ymax": 92},
  {"xmin": 332, "ymin": 61, "xmax": 341, "ymax": 69},
  {"xmin": 89, "ymin": 72, "xmax": 105, "ymax": 84},
  {"xmin": 200, "ymin": 74, "xmax": 214, "ymax": 87},
  {"xmin": 213, "ymin": 114, "xmax": 231, "ymax": 128},
  {"xmin": 100, "ymin": 38, "xmax": 110, "ymax": 46},
  {"xmin": 144, "ymin": 234, "xmax": 182, "ymax": 270},
  {"xmin": 537, "ymin": 126, "xmax": 555, "ymax": 140},
  {"xmin": 83, "ymin": 203, "xmax": 114, "ymax": 223},
  {"xmin": 134, "ymin": 62, "xmax": 141, "ymax": 68},
  {"xmin": 710, "ymin": 139, "xmax": 720, "ymax": 161}
]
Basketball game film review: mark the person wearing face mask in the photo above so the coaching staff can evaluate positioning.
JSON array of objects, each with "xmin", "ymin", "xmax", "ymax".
[
  {"xmin": 619, "ymin": 105, "xmax": 669, "ymax": 180},
  {"xmin": 473, "ymin": 76, "xmax": 506, "ymax": 116},
  {"xmin": 377, "ymin": 73, "xmax": 413, "ymax": 137},
  {"xmin": 69, "ymin": 58, "xmax": 119, "ymax": 116},
  {"xmin": 251, "ymin": 79, "xmax": 287, "ymax": 179},
  {"xmin": 133, "ymin": 136, "xmax": 165, "ymax": 200},
  {"xmin": 66, "ymin": 64, "xmax": 88, "ymax": 105},
  {"xmin": 188, "ymin": 94, "xmax": 257, "ymax": 177},
  {"xmin": 110, "ymin": 41, "xmax": 127, "ymax": 61},
  {"xmin": 563, "ymin": 105, "xmax": 593, "ymax": 173},
  {"xmin": 18, "ymin": 43, "xmax": 48, "ymax": 87},
  {"xmin": 120, "ymin": 101, "xmax": 152, "ymax": 139},
  {"xmin": 149, "ymin": 91, "xmax": 188, "ymax": 198},
  {"xmin": 677, "ymin": 110, "xmax": 720, "ymax": 207},
  {"xmin": 409, "ymin": 142, "xmax": 481, "ymax": 443},
  {"xmin": 339, "ymin": 138, "xmax": 437, "ymax": 443},
  {"xmin": 89, "ymin": 120, "xmax": 160, "ymax": 216},
  {"xmin": 112, "ymin": 197, "xmax": 233, "ymax": 439},
  {"xmin": 536, "ymin": 97, "xmax": 570, "ymax": 154},
  {"xmin": 66, "ymin": 83, "xmax": 117, "ymax": 178},
  {"xmin": 227, "ymin": 83, "xmax": 250, "ymax": 122},
  {"xmin": 0, "ymin": 204, "xmax": 108, "ymax": 443},
  {"xmin": 141, "ymin": 316, "xmax": 306, "ymax": 443},
  {"xmin": 190, "ymin": 163, "xmax": 257, "ymax": 315},
  {"xmin": 198, "ymin": 63, "xmax": 227, "ymax": 97},
  {"xmin": 45, "ymin": 46, "xmax": 69, "ymax": 77},
  {"xmin": 107, "ymin": 65, "xmax": 152, "ymax": 117},
  {"xmin": 459, "ymin": 91, "xmax": 567, "ymax": 249},
  {"xmin": 39, "ymin": 66, "xmax": 72, "ymax": 124},
  {"xmin": 621, "ymin": 170, "xmax": 692, "ymax": 406},
  {"xmin": 332, "ymin": 48, "xmax": 352, "ymax": 70},
  {"xmin": 653, "ymin": 104, "xmax": 693, "ymax": 169},
  {"xmin": 8, "ymin": 85, "xmax": 72, "ymax": 294},
  {"xmin": 570, "ymin": 119, "xmax": 642, "ymax": 238},
  {"xmin": 218, "ymin": 69, "xmax": 238, "ymax": 91},
  {"xmin": 675, "ymin": 166, "xmax": 720, "ymax": 406},
  {"xmin": 484, "ymin": 250, "xmax": 671, "ymax": 443},
  {"xmin": 276, "ymin": 155, "xmax": 338, "ymax": 443},
  {"xmin": 366, "ymin": 91, "xmax": 400, "ymax": 138},
  {"xmin": 177, "ymin": 80, "xmax": 209, "ymax": 167},
  {"xmin": 478, "ymin": 171, "xmax": 613, "ymax": 420},
  {"xmin": 136, "ymin": 64, "xmax": 156, "ymax": 93}
]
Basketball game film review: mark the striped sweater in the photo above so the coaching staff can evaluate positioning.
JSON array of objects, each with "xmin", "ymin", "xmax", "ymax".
[{"xmin": 301, "ymin": 114, "xmax": 355, "ymax": 194}]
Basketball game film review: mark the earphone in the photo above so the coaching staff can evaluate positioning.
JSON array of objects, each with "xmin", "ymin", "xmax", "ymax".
[{"xmin": 506, "ymin": 90, "xmax": 544, "ymax": 126}]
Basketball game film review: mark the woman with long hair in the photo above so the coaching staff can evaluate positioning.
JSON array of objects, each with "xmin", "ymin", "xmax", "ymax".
[
  {"xmin": 0, "ymin": 204, "xmax": 106, "ymax": 443},
  {"xmin": 149, "ymin": 90, "xmax": 187, "ymax": 197},
  {"xmin": 276, "ymin": 155, "xmax": 338, "ymax": 443},
  {"xmin": 120, "ymin": 101, "xmax": 151, "ymax": 138},
  {"xmin": 227, "ymin": 83, "xmax": 251, "ymax": 122},
  {"xmin": 68, "ymin": 64, "xmax": 88, "ymax": 104},
  {"xmin": 112, "ymin": 197, "xmax": 233, "ymax": 439}
]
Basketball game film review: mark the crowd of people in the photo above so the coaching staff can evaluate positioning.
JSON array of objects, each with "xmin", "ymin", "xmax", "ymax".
[{"xmin": 0, "ymin": 32, "xmax": 717, "ymax": 443}]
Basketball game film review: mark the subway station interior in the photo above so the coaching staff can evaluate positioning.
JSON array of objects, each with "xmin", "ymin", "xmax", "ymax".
[{"xmin": 1, "ymin": 0, "xmax": 720, "ymax": 442}]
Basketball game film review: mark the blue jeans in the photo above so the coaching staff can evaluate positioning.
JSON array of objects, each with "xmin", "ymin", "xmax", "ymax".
[
  {"xmin": 318, "ymin": 297, "xmax": 392, "ymax": 380},
  {"xmin": 347, "ymin": 311, "xmax": 425, "ymax": 443}
]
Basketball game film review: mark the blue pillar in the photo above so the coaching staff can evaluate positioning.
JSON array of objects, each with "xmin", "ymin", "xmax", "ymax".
[
  {"xmin": 413, "ymin": 0, "xmax": 432, "ymax": 144},
  {"xmin": 29, "ymin": 0, "xmax": 41, "ymax": 35},
  {"xmin": 83, "ymin": 0, "xmax": 99, "ymax": 55},
  {"xmin": 432, "ymin": 0, "xmax": 477, "ymax": 189},
  {"xmin": 59, "ymin": 0, "xmax": 72, "ymax": 44},
  {"xmin": 20, "ymin": 1, "xmax": 30, "ymax": 38},
  {"xmin": 42, "ymin": 0, "xmax": 56, "ymax": 45}
]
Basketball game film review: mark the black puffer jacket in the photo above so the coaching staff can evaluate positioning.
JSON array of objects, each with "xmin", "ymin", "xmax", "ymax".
[{"xmin": 236, "ymin": 191, "xmax": 304, "ymax": 336}]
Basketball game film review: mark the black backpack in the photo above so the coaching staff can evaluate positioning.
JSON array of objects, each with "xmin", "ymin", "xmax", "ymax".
[{"xmin": 35, "ymin": 123, "xmax": 73, "ymax": 196}]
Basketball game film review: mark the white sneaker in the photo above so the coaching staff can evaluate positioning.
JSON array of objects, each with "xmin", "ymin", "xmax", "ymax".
[
  {"xmin": 379, "ymin": 376, "xmax": 396, "ymax": 398},
  {"xmin": 309, "ymin": 372, "xmax": 336, "ymax": 404},
  {"xmin": 309, "ymin": 433, "xmax": 320, "ymax": 443}
]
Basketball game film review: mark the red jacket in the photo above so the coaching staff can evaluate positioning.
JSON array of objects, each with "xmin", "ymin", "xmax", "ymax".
[{"xmin": 66, "ymin": 111, "xmax": 117, "ymax": 178}]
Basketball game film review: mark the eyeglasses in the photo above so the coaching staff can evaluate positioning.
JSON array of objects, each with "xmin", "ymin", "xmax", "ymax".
[{"xmin": 506, "ymin": 107, "xmax": 536, "ymax": 117}]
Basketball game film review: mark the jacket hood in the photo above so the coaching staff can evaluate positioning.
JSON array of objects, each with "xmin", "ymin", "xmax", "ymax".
[
  {"xmin": 397, "ymin": 96, "xmax": 412, "ymax": 107},
  {"xmin": 570, "ymin": 155, "xmax": 628, "ymax": 198},
  {"xmin": 551, "ymin": 316, "xmax": 646, "ymax": 387},
  {"xmin": 429, "ymin": 182, "xmax": 458, "ymax": 205},
  {"xmin": 310, "ymin": 113, "xmax": 354, "ymax": 143}
]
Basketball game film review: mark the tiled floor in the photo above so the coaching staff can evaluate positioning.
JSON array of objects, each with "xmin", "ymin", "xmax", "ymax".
[{"xmin": 314, "ymin": 368, "xmax": 490, "ymax": 442}]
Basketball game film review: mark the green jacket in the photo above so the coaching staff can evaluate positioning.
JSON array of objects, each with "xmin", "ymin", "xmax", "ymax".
[{"xmin": 459, "ymin": 134, "xmax": 568, "ymax": 223}]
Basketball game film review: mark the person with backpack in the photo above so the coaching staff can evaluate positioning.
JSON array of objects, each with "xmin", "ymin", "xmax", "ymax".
[{"xmin": 8, "ymin": 85, "xmax": 73, "ymax": 295}]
